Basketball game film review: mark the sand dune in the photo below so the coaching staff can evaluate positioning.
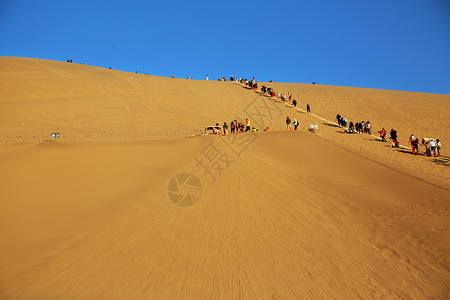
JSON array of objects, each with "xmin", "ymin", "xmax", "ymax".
[{"xmin": 0, "ymin": 57, "xmax": 449, "ymax": 299}]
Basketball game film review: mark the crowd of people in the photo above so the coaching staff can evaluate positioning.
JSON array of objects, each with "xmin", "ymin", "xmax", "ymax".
[
  {"xmin": 336, "ymin": 112, "xmax": 442, "ymax": 157},
  {"xmin": 211, "ymin": 118, "xmax": 261, "ymax": 136},
  {"xmin": 242, "ymin": 80, "xmax": 312, "ymax": 114},
  {"xmin": 240, "ymin": 77, "xmax": 258, "ymax": 89},
  {"xmin": 337, "ymin": 115, "xmax": 373, "ymax": 135},
  {"xmin": 212, "ymin": 78, "xmax": 443, "ymax": 158},
  {"xmin": 336, "ymin": 114, "xmax": 348, "ymax": 127},
  {"xmin": 410, "ymin": 136, "xmax": 441, "ymax": 157}
]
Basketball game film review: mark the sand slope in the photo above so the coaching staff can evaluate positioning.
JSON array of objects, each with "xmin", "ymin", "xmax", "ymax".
[{"xmin": 0, "ymin": 57, "xmax": 449, "ymax": 299}]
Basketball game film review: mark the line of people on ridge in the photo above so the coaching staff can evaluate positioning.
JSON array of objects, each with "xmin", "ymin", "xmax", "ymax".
[
  {"xmin": 241, "ymin": 80, "xmax": 312, "ymax": 114},
  {"xmin": 238, "ymin": 80, "xmax": 443, "ymax": 157}
]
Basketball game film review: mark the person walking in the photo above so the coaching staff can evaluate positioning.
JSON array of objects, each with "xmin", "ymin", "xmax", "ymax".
[
  {"xmin": 379, "ymin": 128, "xmax": 387, "ymax": 141},
  {"xmin": 292, "ymin": 99, "xmax": 297, "ymax": 107},
  {"xmin": 390, "ymin": 129, "xmax": 397, "ymax": 141},
  {"xmin": 230, "ymin": 120, "xmax": 235, "ymax": 134},
  {"xmin": 293, "ymin": 118, "xmax": 299, "ymax": 131},
  {"xmin": 336, "ymin": 114, "xmax": 341, "ymax": 126},
  {"xmin": 306, "ymin": 104, "xmax": 311, "ymax": 113},
  {"xmin": 412, "ymin": 137, "xmax": 419, "ymax": 154},
  {"xmin": 409, "ymin": 134, "xmax": 416, "ymax": 153},
  {"xmin": 286, "ymin": 117, "xmax": 292, "ymax": 131},
  {"xmin": 366, "ymin": 121, "xmax": 371, "ymax": 135},
  {"xmin": 245, "ymin": 118, "xmax": 251, "ymax": 132},
  {"xmin": 429, "ymin": 139, "xmax": 437, "ymax": 157},
  {"xmin": 348, "ymin": 121, "xmax": 355, "ymax": 133},
  {"xmin": 223, "ymin": 122, "xmax": 229, "ymax": 135}
]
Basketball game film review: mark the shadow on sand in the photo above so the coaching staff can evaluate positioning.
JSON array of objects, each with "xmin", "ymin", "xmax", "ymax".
[
  {"xmin": 432, "ymin": 157, "xmax": 450, "ymax": 166},
  {"xmin": 368, "ymin": 137, "xmax": 388, "ymax": 143},
  {"xmin": 322, "ymin": 123, "xmax": 341, "ymax": 128},
  {"xmin": 388, "ymin": 148, "xmax": 449, "ymax": 166},
  {"xmin": 397, "ymin": 149, "xmax": 421, "ymax": 155}
]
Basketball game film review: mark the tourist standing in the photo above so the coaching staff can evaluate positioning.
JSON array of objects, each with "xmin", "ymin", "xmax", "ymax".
[
  {"xmin": 286, "ymin": 117, "xmax": 292, "ymax": 130},
  {"xmin": 293, "ymin": 119, "xmax": 299, "ymax": 131},
  {"xmin": 223, "ymin": 122, "xmax": 229, "ymax": 135},
  {"xmin": 245, "ymin": 118, "xmax": 251, "ymax": 132}
]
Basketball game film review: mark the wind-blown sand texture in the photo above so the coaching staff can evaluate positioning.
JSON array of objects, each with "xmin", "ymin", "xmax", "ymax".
[{"xmin": 0, "ymin": 57, "xmax": 449, "ymax": 299}]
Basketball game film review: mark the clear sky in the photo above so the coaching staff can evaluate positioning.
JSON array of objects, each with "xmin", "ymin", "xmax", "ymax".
[{"xmin": 1, "ymin": 0, "xmax": 449, "ymax": 94}]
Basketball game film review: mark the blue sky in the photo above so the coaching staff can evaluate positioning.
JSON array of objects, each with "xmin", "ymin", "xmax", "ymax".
[{"xmin": 1, "ymin": 0, "xmax": 449, "ymax": 94}]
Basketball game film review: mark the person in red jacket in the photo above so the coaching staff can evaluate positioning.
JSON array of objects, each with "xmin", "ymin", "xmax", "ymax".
[{"xmin": 379, "ymin": 128, "xmax": 387, "ymax": 141}]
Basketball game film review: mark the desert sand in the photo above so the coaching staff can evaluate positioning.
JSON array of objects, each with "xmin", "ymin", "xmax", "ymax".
[{"xmin": 0, "ymin": 57, "xmax": 449, "ymax": 299}]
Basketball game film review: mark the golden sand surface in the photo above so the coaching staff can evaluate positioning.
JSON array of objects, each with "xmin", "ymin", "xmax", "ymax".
[{"xmin": 0, "ymin": 57, "xmax": 449, "ymax": 298}]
